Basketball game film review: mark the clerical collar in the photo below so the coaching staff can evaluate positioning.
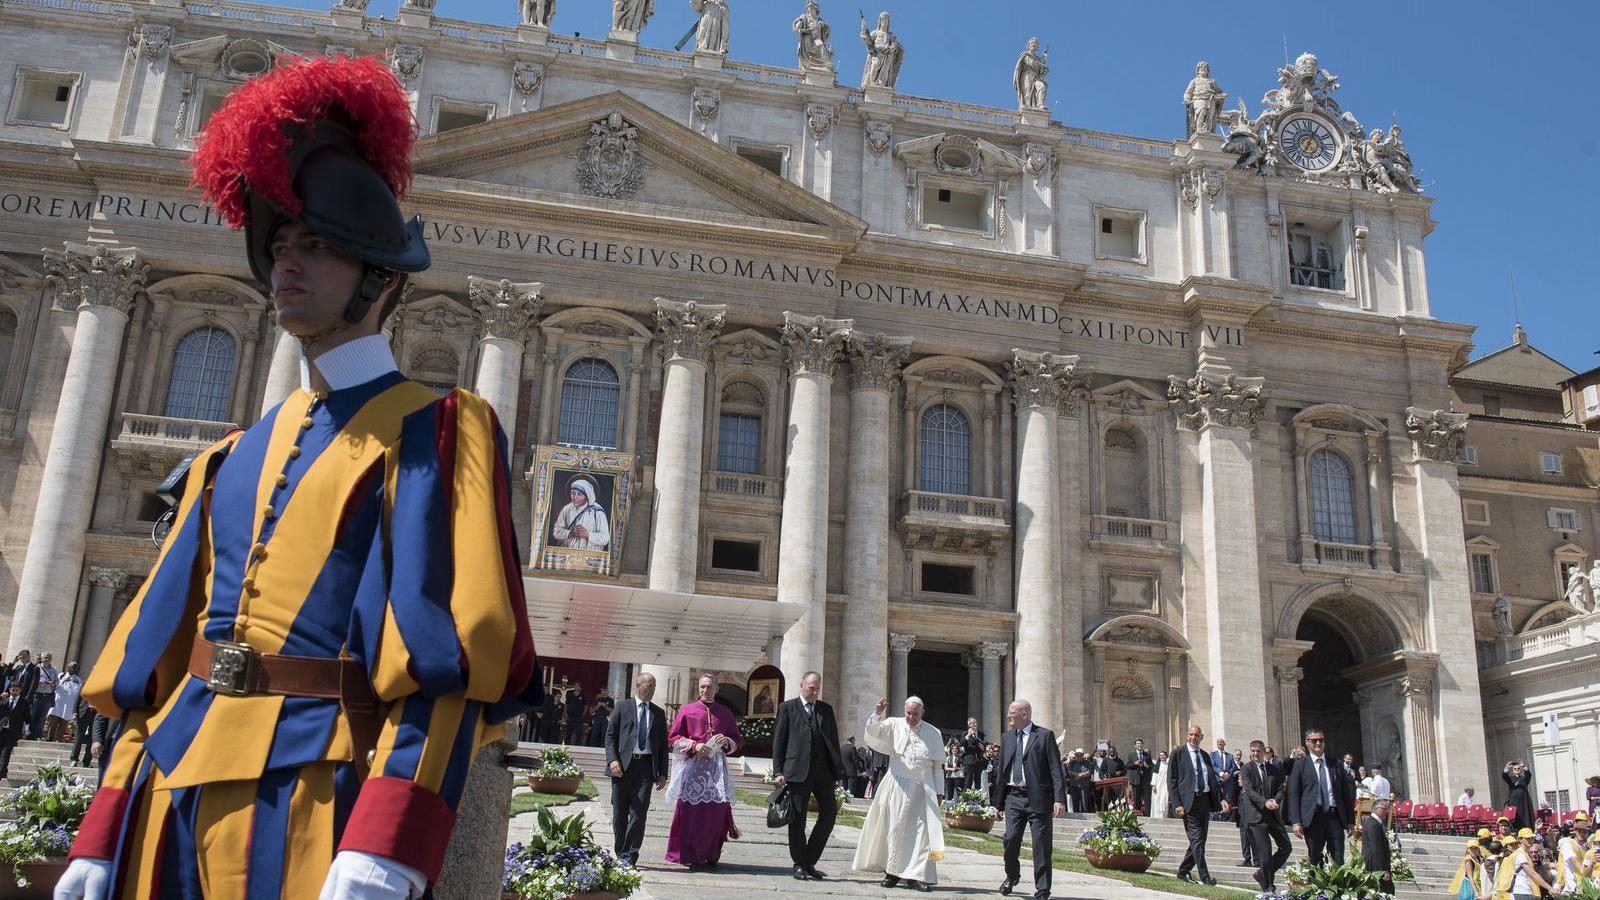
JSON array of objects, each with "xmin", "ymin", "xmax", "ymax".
[{"xmin": 298, "ymin": 334, "xmax": 399, "ymax": 392}]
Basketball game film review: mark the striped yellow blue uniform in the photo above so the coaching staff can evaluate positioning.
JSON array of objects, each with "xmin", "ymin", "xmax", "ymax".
[{"xmin": 70, "ymin": 372, "xmax": 540, "ymax": 898}]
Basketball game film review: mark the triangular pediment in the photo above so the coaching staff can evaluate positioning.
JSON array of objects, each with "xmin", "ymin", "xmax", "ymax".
[{"xmin": 414, "ymin": 92, "xmax": 865, "ymax": 238}]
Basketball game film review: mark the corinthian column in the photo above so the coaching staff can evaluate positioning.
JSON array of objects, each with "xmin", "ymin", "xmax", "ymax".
[
  {"xmin": 979, "ymin": 640, "xmax": 1008, "ymax": 739},
  {"xmin": 776, "ymin": 313, "xmax": 851, "ymax": 692},
  {"xmin": 1404, "ymin": 407, "xmax": 1487, "ymax": 796},
  {"xmin": 887, "ymin": 632, "xmax": 916, "ymax": 708},
  {"xmin": 468, "ymin": 276, "xmax": 543, "ymax": 440},
  {"xmin": 1168, "ymin": 370, "xmax": 1270, "ymax": 742},
  {"xmin": 647, "ymin": 298, "xmax": 726, "ymax": 593},
  {"xmin": 839, "ymin": 332, "xmax": 911, "ymax": 725},
  {"xmin": 10, "ymin": 244, "xmax": 147, "ymax": 656},
  {"xmin": 1007, "ymin": 350, "xmax": 1087, "ymax": 730},
  {"xmin": 80, "ymin": 567, "xmax": 129, "ymax": 676}
]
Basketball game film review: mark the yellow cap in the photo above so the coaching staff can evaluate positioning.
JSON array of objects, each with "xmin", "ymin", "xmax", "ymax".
[
  {"xmin": 1575, "ymin": 812, "xmax": 1590, "ymax": 822},
  {"xmin": 1518, "ymin": 827, "xmax": 1536, "ymax": 839},
  {"xmin": 1477, "ymin": 828, "xmax": 1493, "ymax": 839},
  {"xmin": 1467, "ymin": 839, "xmax": 1481, "ymax": 849}
]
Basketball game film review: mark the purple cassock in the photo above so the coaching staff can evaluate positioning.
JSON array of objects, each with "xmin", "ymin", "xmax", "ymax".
[{"xmin": 663, "ymin": 699, "xmax": 743, "ymax": 867}]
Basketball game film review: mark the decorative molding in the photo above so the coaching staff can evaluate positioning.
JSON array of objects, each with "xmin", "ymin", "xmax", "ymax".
[
  {"xmin": 653, "ymin": 298, "xmax": 726, "ymax": 363},
  {"xmin": 1274, "ymin": 664, "xmax": 1304, "ymax": 684},
  {"xmin": 780, "ymin": 312, "xmax": 851, "ymax": 377},
  {"xmin": 88, "ymin": 567, "xmax": 129, "ymax": 590},
  {"xmin": 1006, "ymin": 349, "xmax": 1088, "ymax": 414},
  {"xmin": 888, "ymin": 632, "xmax": 918, "ymax": 654},
  {"xmin": 1405, "ymin": 407, "xmax": 1468, "ymax": 463},
  {"xmin": 44, "ymin": 243, "xmax": 148, "ymax": 315},
  {"xmin": 845, "ymin": 332, "xmax": 911, "ymax": 392},
  {"xmin": 467, "ymin": 276, "xmax": 542, "ymax": 341},
  {"xmin": 692, "ymin": 87, "xmax": 720, "ymax": 122},
  {"xmin": 574, "ymin": 112, "xmax": 648, "ymax": 200},
  {"xmin": 805, "ymin": 102, "xmax": 835, "ymax": 139},
  {"xmin": 389, "ymin": 45, "xmax": 424, "ymax": 84},
  {"xmin": 132, "ymin": 24, "xmax": 173, "ymax": 61},
  {"xmin": 977, "ymin": 640, "xmax": 1009, "ymax": 660},
  {"xmin": 865, "ymin": 119, "xmax": 892, "ymax": 155},
  {"xmin": 1167, "ymin": 372, "xmax": 1267, "ymax": 432},
  {"xmin": 1023, "ymin": 142, "xmax": 1052, "ymax": 178},
  {"xmin": 512, "ymin": 61, "xmax": 545, "ymax": 96}
]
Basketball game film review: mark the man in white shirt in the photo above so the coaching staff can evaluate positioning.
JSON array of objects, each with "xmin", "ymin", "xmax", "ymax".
[
  {"xmin": 1364, "ymin": 764, "xmax": 1392, "ymax": 802},
  {"xmin": 1458, "ymin": 786, "xmax": 1476, "ymax": 808}
]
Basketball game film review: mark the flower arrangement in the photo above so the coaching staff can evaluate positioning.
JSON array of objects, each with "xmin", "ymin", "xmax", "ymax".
[
  {"xmin": 0, "ymin": 764, "xmax": 97, "ymax": 888},
  {"xmin": 1279, "ymin": 859, "xmax": 1390, "ymax": 899},
  {"xmin": 738, "ymin": 717, "xmax": 774, "ymax": 744},
  {"xmin": 835, "ymin": 785, "xmax": 851, "ymax": 806},
  {"xmin": 1075, "ymin": 800, "xmax": 1162, "ymax": 858},
  {"xmin": 942, "ymin": 788, "xmax": 999, "ymax": 821},
  {"xmin": 532, "ymin": 747, "xmax": 584, "ymax": 780},
  {"xmin": 503, "ymin": 807, "xmax": 644, "ymax": 900},
  {"xmin": 1386, "ymin": 831, "xmax": 1414, "ymax": 884}
]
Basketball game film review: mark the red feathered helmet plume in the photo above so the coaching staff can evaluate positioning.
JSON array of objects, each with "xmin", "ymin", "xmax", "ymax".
[{"xmin": 190, "ymin": 54, "xmax": 430, "ymax": 289}]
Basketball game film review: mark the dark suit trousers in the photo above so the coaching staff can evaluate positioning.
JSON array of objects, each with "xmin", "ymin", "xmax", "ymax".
[
  {"xmin": 1133, "ymin": 780, "xmax": 1152, "ymax": 815},
  {"xmin": 610, "ymin": 758, "xmax": 654, "ymax": 864},
  {"xmin": 1002, "ymin": 789, "xmax": 1052, "ymax": 896},
  {"xmin": 1250, "ymin": 817, "xmax": 1291, "ymax": 888},
  {"xmin": 1178, "ymin": 792, "xmax": 1214, "ymax": 878},
  {"xmin": 788, "ymin": 776, "xmax": 837, "ymax": 867},
  {"xmin": 1303, "ymin": 806, "xmax": 1345, "ymax": 865}
]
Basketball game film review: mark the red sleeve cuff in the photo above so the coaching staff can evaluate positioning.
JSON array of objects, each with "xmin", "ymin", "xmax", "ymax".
[
  {"xmin": 337, "ymin": 776, "xmax": 457, "ymax": 883},
  {"xmin": 69, "ymin": 787, "xmax": 130, "ymax": 861}
]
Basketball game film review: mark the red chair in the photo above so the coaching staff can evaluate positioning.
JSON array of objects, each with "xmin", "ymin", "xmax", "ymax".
[
  {"xmin": 1409, "ymin": 801, "xmax": 1437, "ymax": 834},
  {"xmin": 1426, "ymin": 802, "xmax": 1450, "ymax": 834},
  {"xmin": 1562, "ymin": 810, "xmax": 1578, "ymax": 826},
  {"xmin": 1393, "ymin": 799, "xmax": 1415, "ymax": 832},
  {"xmin": 1450, "ymin": 804, "xmax": 1472, "ymax": 834},
  {"xmin": 1503, "ymin": 804, "xmax": 1518, "ymax": 822}
]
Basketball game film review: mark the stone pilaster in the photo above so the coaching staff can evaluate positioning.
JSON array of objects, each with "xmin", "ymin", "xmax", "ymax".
[
  {"xmin": 9, "ymin": 244, "xmax": 146, "ymax": 656},
  {"xmin": 1399, "ymin": 664, "xmax": 1441, "ymax": 802},
  {"xmin": 1007, "ymin": 350, "xmax": 1087, "ymax": 729},
  {"xmin": 776, "ymin": 313, "xmax": 851, "ymax": 691},
  {"xmin": 888, "ymin": 632, "xmax": 916, "ymax": 708},
  {"xmin": 259, "ymin": 326, "xmax": 304, "ymax": 417},
  {"xmin": 979, "ymin": 640, "xmax": 1008, "ymax": 739},
  {"xmin": 839, "ymin": 332, "xmax": 911, "ymax": 729},
  {"xmin": 80, "ymin": 567, "xmax": 129, "ymax": 676},
  {"xmin": 1168, "ymin": 370, "xmax": 1270, "ymax": 744},
  {"xmin": 964, "ymin": 651, "xmax": 982, "ymax": 724},
  {"xmin": 468, "ymin": 276, "xmax": 543, "ymax": 440},
  {"xmin": 1404, "ymin": 406, "xmax": 1488, "ymax": 796}
]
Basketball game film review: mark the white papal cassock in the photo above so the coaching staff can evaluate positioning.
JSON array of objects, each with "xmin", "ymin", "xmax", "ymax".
[{"xmin": 852, "ymin": 713, "xmax": 946, "ymax": 883}]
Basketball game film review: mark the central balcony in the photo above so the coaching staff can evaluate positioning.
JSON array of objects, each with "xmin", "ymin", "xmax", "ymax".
[
  {"xmin": 897, "ymin": 490, "xmax": 1009, "ymax": 556},
  {"xmin": 111, "ymin": 414, "xmax": 238, "ymax": 454}
]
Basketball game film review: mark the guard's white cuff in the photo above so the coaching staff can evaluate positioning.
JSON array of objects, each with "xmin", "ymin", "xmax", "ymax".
[
  {"xmin": 52, "ymin": 858, "xmax": 111, "ymax": 900},
  {"xmin": 318, "ymin": 850, "xmax": 427, "ymax": 900}
]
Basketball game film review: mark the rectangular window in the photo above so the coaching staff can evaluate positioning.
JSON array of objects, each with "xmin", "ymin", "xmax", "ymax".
[
  {"xmin": 709, "ymin": 539, "xmax": 761, "ymax": 573},
  {"xmin": 1462, "ymin": 500, "xmax": 1490, "ymax": 526},
  {"xmin": 1482, "ymin": 394, "xmax": 1501, "ymax": 416},
  {"xmin": 920, "ymin": 181, "xmax": 990, "ymax": 233},
  {"xmin": 1559, "ymin": 560, "xmax": 1584, "ymax": 594},
  {"xmin": 1544, "ymin": 790, "xmax": 1572, "ymax": 815},
  {"xmin": 716, "ymin": 413, "xmax": 761, "ymax": 474},
  {"xmin": 431, "ymin": 99, "xmax": 495, "ymax": 133},
  {"xmin": 733, "ymin": 141, "xmax": 788, "ymax": 178},
  {"xmin": 1457, "ymin": 444, "xmax": 1478, "ymax": 465},
  {"xmin": 1549, "ymin": 508, "xmax": 1582, "ymax": 532},
  {"xmin": 1287, "ymin": 220, "xmax": 1347, "ymax": 291},
  {"xmin": 1581, "ymin": 385, "xmax": 1600, "ymax": 421},
  {"xmin": 1094, "ymin": 207, "xmax": 1146, "ymax": 263},
  {"xmin": 7, "ymin": 68, "xmax": 81, "ymax": 129},
  {"xmin": 921, "ymin": 562, "xmax": 976, "ymax": 595},
  {"xmin": 1470, "ymin": 552, "xmax": 1495, "ymax": 594},
  {"xmin": 1540, "ymin": 452, "xmax": 1564, "ymax": 475}
]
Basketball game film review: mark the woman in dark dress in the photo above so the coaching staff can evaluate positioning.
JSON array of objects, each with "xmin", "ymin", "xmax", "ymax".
[{"xmin": 1503, "ymin": 759, "xmax": 1535, "ymax": 830}]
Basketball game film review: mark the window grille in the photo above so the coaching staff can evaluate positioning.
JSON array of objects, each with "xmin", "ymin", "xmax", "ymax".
[
  {"xmin": 162, "ymin": 326, "xmax": 236, "ymax": 422},
  {"xmin": 556, "ymin": 357, "xmax": 621, "ymax": 449},
  {"xmin": 1308, "ymin": 449, "xmax": 1358, "ymax": 544},
  {"xmin": 919, "ymin": 404, "xmax": 971, "ymax": 495}
]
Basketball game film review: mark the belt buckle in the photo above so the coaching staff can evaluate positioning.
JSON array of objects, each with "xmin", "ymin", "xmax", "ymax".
[{"xmin": 206, "ymin": 641, "xmax": 256, "ymax": 697}]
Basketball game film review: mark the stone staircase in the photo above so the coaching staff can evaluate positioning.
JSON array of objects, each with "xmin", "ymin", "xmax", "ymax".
[
  {"xmin": 511, "ymin": 742, "xmax": 774, "ymax": 793},
  {"xmin": 1059, "ymin": 811, "xmax": 1461, "ymax": 897},
  {"xmin": 2, "ymin": 739, "xmax": 98, "ymax": 789}
]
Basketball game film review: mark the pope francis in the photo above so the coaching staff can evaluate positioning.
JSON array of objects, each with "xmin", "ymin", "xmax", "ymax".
[{"xmin": 852, "ymin": 695, "xmax": 945, "ymax": 891}]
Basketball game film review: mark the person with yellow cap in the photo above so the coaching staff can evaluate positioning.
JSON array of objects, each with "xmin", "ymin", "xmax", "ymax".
[
  {"xmin": 1554, "ymin": 814, "xmax": 1590, "ymax": 895},
  {"xmin": 1499, "ymin": 827, "xmax": 1554, "ymax": 899},
  {"xmin": 1451, "ymin": 839, "xmax": 1484, "ymax": 899}
]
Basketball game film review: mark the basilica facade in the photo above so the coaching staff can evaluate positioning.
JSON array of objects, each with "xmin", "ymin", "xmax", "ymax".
[{"xmin": 0, "ymin": 0, "xmax": 1498, "ymax": 801}]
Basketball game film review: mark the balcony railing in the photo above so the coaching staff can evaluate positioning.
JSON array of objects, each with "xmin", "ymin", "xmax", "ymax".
[
  {"xmin": 114, "ymin": 414, "xmax": 237, "ymax": 451},
  {"xmin": 1312, "ymin": 540, "xmax": 1373, "ymax": 568},
  {"xmin": 708, "ymin": 472, "xmax": 779, "ymax": 499},
  {"xmin": 1093, "ymin": 515, "xmax": 1167, "ymax": 542},
  {"xmin": 905, "ymin": 491, "xmax": 1003, "ymax": 520},
  {"xmin": 1481, "ymin": 612, "xmax": 1600, "ymax": 667},
  {"xmin": 898, "ymin": 490, "xmax": 1009, "ymax": 555}
]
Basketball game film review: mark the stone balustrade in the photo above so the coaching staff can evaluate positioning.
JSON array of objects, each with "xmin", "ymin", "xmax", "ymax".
[
  {"xmin": 1311, "ymin": 539, "xmax": 1375, "ymax": 568},
  {"xmin": 1481, "ymin": 611, "xmax": 1600, "ymax": 667},
  {"xmin": 114, "ymin": 413, "xmax": 238, "ymax": 451},
  {"xmin": 1093, "ymin": 513, "xmax": 1166, "ymax": 541},
  {"xmin": 707, "ymin": 471, "xmax": 779, "ymax": 498}
]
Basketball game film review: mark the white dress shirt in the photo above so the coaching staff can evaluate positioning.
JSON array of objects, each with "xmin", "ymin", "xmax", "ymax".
[{"xmin": 1008, "ymin": 724, "xmax": 1035, "ymax": 787}]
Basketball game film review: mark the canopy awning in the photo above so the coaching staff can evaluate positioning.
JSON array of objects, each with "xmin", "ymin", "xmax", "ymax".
[{"xmin": 522, "ymin": 577, "xmax": 806, "ymax": 671}]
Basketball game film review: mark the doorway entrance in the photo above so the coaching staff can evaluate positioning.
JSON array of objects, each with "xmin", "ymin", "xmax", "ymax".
[
  {"xmin": 1295, "ymin": 614, "xmax": 1365, "ymax": 761},
  {"xmin": 907, "ymin": 648, "xmax": 973, "ymax": 736}
]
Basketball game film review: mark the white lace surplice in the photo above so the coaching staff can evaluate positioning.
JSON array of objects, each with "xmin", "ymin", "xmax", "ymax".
[
  {"xmin": 664, "ymin": 738, "xmax": 736, "ymax": 806},
  {"xmin": 852, "ymin": 714, "xmax": 946, "ymax": 883}
]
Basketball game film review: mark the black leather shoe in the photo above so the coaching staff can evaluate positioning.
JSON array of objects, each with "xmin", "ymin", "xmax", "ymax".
[
  {"xmin": 909, "ymin": 880, "xmax": 931, "ymax": 892},
  {"xmin": 793, "ymin": 865, "xmax": 809, "ymax": 880},
  {"xmin": 1201, "ymin": 875, "xmax": 1218, "ymax": 886},
  {"xmin": 999, "ymin": 878, "xmax": 1016, "ymax": 895},
  {"xmin": 804, "ymin": 866, "xmax": 827, "ymax": 880},
  {"xmin": 881, "ymin": 874, "xmax": 901, "ymax": 888},
  {"xmin": 1176, "ymin": 871, "xmax": 1196, "ymax": 884}
]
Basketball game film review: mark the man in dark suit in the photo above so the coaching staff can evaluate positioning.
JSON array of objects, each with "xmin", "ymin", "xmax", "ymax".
[
  {"xmin": 771, "ymin": 671, "xmax": 845, "ymax": 881},
  {"xmin": 1239, "ymin": 739, "xmax": 1292, "ymax": 892},
  {"xmin": 69, "ymin": 694, "xmax": 96, "ymax": 767},
  {"xmin": 957, "ymin": 718, "xmax": 987, "ymax": 794},
  {"xmin": 604, "ymin": 672, "xmax": 669, "ymax": 866},
  {"xmin": 991, "ymin": 698, "xmax": 1065, "ymax": 900},
  {"xmin": 1168, "ymin": 723, "xmax": 1229, "ymax": 885},
  {"xmin": 1065, "ymin": 748, "xmax": 1094, "ymax": 812},
  {"xmin": 1128, "ymin": 739, "xmax": 1155, "ymax": 815},
  {"xmin": 1286, "ymin": 727, "xmax": 1355, "ymax": 866},
  {"xmin": 841, "ymin": 736, "xmax": 865, "ymax": 797},
  {"xmin": 0, "ymin": 684, "xmax": 29, "ymax": 779},
  {"xmin": 563, "ymin": 684, "xmax": 586, "ymax": 744},
  {"xmin": 1360, "ymin": 798, "xmax": 1395, "ymax": 895}
]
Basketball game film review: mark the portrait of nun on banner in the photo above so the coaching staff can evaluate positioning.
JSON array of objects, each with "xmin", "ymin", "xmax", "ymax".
[{"xmin": 531, "ymin": 445, "xmax": 633, "ymax": 575}]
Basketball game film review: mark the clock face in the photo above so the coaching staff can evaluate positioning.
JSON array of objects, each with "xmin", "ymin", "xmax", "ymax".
[{"xmin": 1278, "ymin": 114, "xmax": 1341, "ymax": 173}]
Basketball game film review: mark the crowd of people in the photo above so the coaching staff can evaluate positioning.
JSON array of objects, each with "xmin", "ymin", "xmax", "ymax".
[
  {"xmin": 0, "ymin": 649, "xmax": 120, "ymax": 781},
  {"xmin": 1449, "ymin": 811, "xmax": 1600, "ymax": 898},
  {"xmin": 514, "ymin": 682, "xmax": 618, "ymax": 746}
]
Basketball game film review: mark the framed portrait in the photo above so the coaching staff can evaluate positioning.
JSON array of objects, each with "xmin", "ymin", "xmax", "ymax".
[
  {"xmin": 746, "ymin": 676, "xmax": 781, "ymax": 719},
  {"xmin": 530, "ymin": 445, "xmax": 634, "ymax": 576}
]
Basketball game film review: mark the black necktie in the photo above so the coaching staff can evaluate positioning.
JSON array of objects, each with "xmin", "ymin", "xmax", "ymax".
[
  {"xmin": 1010, "ymin": 730, "xmax": 1026, "ymax": 785},
  {"xmin": 1317, "ymin": 758, "xmax": 1329, "ymax": 809},
  {"xmin": 636, "ymin": 703, "xmax": 647, "ymax": 751}
]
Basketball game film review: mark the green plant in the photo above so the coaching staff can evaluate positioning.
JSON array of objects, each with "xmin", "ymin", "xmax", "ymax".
[
  {"xmin": 0, "ymin": 764, "xmax": 97, "ymax": 887},
  {"xmin": 530, "ymin": 747, "xmax": 583, "ymax": 780},
  {"xmin": 942, "ymin": 787, "xmax": 1000, "ymax": 820},
  {"xmin": 738, "ymin": 717, "xmax": 774, "ymax": 743},
  {"xmin": 1572, "ymin": 879, "xmax": 1600, "ymax": 900},
  {"xmin": 503, "ymin": 807, "xmax": 644, "ymax": 900},
  {"xmin": 1386, "ymin": 831, "xmax": 1414, "ymax": 883},
  {"xmin": 1075, "ymin": 799, "xmax": 1162, "ymax": 858},
  {"xmin": 1280, "ymin": 859, "xmax": 1390, "ymax": 899}
]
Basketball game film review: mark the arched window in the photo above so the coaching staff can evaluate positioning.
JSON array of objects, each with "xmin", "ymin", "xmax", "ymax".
[
  {"xmin": 0, "ymin": 308, "xmax": 16, "ymax": 397},
  {"xmin": 409, "ymin": 346, "xmax": 460, "ymax": 396},
  {"xmin": 1309, "ymin": 449, "xmax": 1358, "ymax": 544},
  {"xmin": 557, "ymin": 357, "xmax": 620, "ymax": 449},
  {"xmin": 162, "ymin": 326, "xmax": 236, "ymax": 422},
  {"xmin": 1102, "ymin": 427, "xmax": 1149, "ymax": 518},
  {"xmin": 716, "ymin": 381, "xmax": 764, "ymax": 474},
  {"xmin": 919, "ymin": 403, "xmax": 971, "ymax": 495}
]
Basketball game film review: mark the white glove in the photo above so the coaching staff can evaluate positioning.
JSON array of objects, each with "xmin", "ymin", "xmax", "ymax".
[
  {"xmin": 53, "ymin": 858, "xmax": 111, "ymax": 900},
  {"xmin": 318, "ymin": 850, "xmax": 426, "ymax": 900}
]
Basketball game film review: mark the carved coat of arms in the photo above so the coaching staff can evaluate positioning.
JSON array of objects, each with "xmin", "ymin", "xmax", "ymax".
[{"xmin": 574, "ymin": 112, "xmax": 648, "ymax": 200}]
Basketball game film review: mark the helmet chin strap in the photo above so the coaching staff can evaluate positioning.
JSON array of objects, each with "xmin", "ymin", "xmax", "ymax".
[{"xmin": 290, "ymin": 264, "xmax": 395, "ymax": 352}]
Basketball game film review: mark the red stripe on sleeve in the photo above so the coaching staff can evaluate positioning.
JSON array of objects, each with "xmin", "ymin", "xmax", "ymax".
[
  {"xmin": 338, "ymin": 776, "xmax": 457, "ymax": 883},
  {"xmin": 434, "ymin": 391, "xmax": 459, "ymax": 516},
  {"xmin": 68, "ymin": 786, "xmax": 131, "ymax": 860}
]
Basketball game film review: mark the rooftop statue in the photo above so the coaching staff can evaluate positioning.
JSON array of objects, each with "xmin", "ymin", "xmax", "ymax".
[
  {"xmin": 1014, "ymin": 37, "xmax": 1049, "ymax": 111},
  {"xmin": 792, "ymin": 1, "xmax": 834, "ymax": 72},
  {"xmin": 613, "ymin": 0, "xmax": 654, "ymax": 33},
  {"xmin": 859, "ymin": 11, "xmax": 904, "ymax": 89},
  {"xmin": 1182, "ymin": 60, "xmax": 1226, "ymax": 137}
]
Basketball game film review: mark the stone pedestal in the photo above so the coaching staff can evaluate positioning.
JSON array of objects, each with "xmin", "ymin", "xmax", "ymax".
[
  {"xmin": 862, "ymin": 85, "xmax": 894, "ymax": 105},
  {"xmin": 776, "ymin": 313, "xmax": 851, "ymax": 690},
  {"xmin": 396, "ymin": 5, "xmax": 433, "ymax": 27},
  {"xmin": 802, "ymin": 66, "xmax": 835, "ymax": 87},
  {"xmin": 1018, "ymin": 108, "xmax": 1048, "ymax": 127},
  {"xmin": 693, "ymin": 50, "xmax": 725, "ymax": 71},
  {"xmin": 515, "ymin": 23, "xmax": 550, "ymax": 44},
  {"xmin": 433, "ymin": 724, "xmax": 516, "ymax": 900},
  {"xmin": 467, "ymin": 277, "xmax": 542, "ymax": 441},
  {"xmin": 888, "ymin": 633, "xmax": 915, "ymax": 708},
  {"xmin": 606, "ymin": 32, "xmax": 639, "ymax": 61},
  {"xmin": 838, "ymin": 334, "xmax": 909, "ymax": 729},
  {"xmin": 329, "ymin": 7, "xmax": 364, "ymax": 28},
  {"xmin": 259, "ymin": 326, "xmax": 304, "ymax": 418},
  {"xmin": 10, "ymin": 244, "xmax": 145, "ymax": 657}
]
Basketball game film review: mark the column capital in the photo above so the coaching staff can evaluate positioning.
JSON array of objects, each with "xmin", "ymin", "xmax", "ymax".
[
  {"xmin": 781, "ymin": 312, "xmax": 852, "ymax": 377},
  {"xmin": 43, "ymin": 242, "xmax": 148, "ymax": 315},
  {"xmin": 654, "ymin": 297, "xmax": 727, "ymax": 363},
  {"xmin": 1404, "ymin": 407, "xmax": 1468, "ymax": 463},
  {"xmin": 978, "ymin": 639, "xmax": 1010, "ymax": 660},
  {"xmin": 888, "ymin": 632, "xmax": 918, "ymax": 654},
  {"xmin": 1398, "ymin": 674, "xmax": 1433, "ymax": 699},
  {"xmin": 1006, "ymin": 349, "xmax": 1088, "ymax": 414},
  {"xmin": 1167, "ymin": 371, "xmax": 1267, "ymax": 432},
  {"xmin": 846, "ymin": 332, "xmax": 912, "ymax": 392},
  {"xmin": 87, "ymin": 566, "xmax": 129, "ymax": 590},
  {"xmin": 1273, "ymin": 664, "xmax": 1304, "ymax": 685},
  {"xmin": 467, "ymin": 276, "xmax": 543, "ymax": 342}
]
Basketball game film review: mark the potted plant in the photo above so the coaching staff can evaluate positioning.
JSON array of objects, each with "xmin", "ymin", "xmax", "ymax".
[
  {"xmin": 1075, "ymin": 799, "xmax": 1161, "ymax": 872},
  {"xmin": 527, "ymin": 747, "xmax": 585, "ymax": 795},
  {"xmin": 1280, "ymin": 859, "xmax": 1391, "ymax": 899},
  {"xmin": 0, "ymin": 764, "xmax": 97, "ymax": 898},
  {"xmin": 941, "ymin": 788, "xmax": 1000, "ymax": 834},
  {"xmin": 502, "ymin": 807, "xmax": 644, "ymax": 900}
]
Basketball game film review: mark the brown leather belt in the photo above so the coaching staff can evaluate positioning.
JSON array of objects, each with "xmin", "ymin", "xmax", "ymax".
[{"xmin": 188, "ymin": 636, "xmax": 383, "ymax": 776}]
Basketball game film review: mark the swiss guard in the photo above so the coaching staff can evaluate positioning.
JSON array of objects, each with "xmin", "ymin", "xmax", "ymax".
[{"xmin": 56, "ymin": 54, "xmax": 540, "ymax": 899}]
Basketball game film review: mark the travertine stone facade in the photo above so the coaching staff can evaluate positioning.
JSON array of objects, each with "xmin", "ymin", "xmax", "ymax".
[{"xmin": 0, "ymin": 0, "xmax": 1524, "ymax": 800}]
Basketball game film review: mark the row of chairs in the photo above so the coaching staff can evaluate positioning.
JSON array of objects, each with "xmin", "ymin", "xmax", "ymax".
[{"xmin": 1391, "ymin": 800, "xmax": 1520, "ymax": 835}]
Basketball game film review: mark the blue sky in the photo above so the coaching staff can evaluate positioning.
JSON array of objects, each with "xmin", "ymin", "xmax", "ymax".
[{"xmin": 299, "ymin": 0, "xmax": 1598, "ymax": 370}]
